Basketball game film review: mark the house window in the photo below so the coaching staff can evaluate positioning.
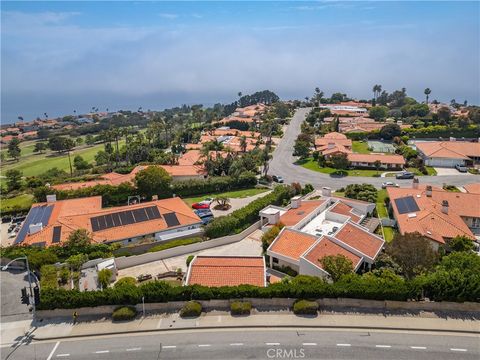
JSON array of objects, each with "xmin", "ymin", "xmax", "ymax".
[
  {"xmin": 472, "ymin": 218, "xmax": 480, "ymax": 228},
  {"xmin": 272, "ymin": 257, "xmax": 279, "ymax": 264}
]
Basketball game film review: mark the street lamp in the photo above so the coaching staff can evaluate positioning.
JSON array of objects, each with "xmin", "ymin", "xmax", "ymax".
[{"xmin": 2, "ymin": 256, "xmax": 38, "ymax": 318}]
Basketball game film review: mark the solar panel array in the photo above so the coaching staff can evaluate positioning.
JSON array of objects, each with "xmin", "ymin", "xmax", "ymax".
[
  {"xmin": 164, "ymin": 212, "xmax": 180, "ymax": 227},
  {"xmin": 394, "ymin": 196, "xmax": 420, "ymax": 215},
  {"xmin": 52, "ymin": 226, "xmax": 62, "ymax": 243},
  {"xmin": 90, "ymin": 206, "xmax": 161, "ymax": 232},
  {"xmin": 14, "ymin": 205, "xmax": 54, "ymax": 244}
]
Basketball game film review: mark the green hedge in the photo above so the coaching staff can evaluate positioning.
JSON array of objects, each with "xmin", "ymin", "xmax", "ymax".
[
  {"xmin": 147, "ymin": 237, "xmax": 203, "ymax": 253},
  {"xmin": 345, "ymin": 125, "xmax": 479, "ymax": 140},
  {"xmin": 180, "ymin": 301, "xmax": 202, "ymax": 317},
  {"xmin": 230, "ymin": 301, "xmax": 252, "ymax": 315},
  {"xmin": 293, "ymin": 300, "xmax": 318, "ymax": 315},
  {"xmin": 204, "ymin": 185, "xmax": 296, "ymax": 238},
  {"xmin": 112, "ymin": 306, "xmax": 137, "ymax": 321},
  {"xmin": 38, "ymin": 272, "xmax": 419, "ymax": 310}
]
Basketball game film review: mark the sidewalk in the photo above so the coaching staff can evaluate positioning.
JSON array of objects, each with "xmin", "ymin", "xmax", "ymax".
[{"xmin": 30, "ymin": 311, "xmax": 480, "ymax": 341}]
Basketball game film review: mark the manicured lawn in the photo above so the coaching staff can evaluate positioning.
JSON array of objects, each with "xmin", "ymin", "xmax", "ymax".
[
  {"xmin": 0, "ymin": 193, "xmax": 34, "ymax": 212},
  {"xmin": 352, "ymin": 141, "xmax": 371, "ymax": 154},
  {"xmin": 382, "ymin": 226, "xmax": 395, "ymax": 243},
  {"xmin": 376, "ymin": 189, "xmax": 389, "ymax": 218},
  {"xmin": 298, "ymin": 158, "xmax": 382, "ymax": 177},
  {"xmin": 385, "ymin": 166, "xmax": 437, "ymax": 177},
  {"xmin": 182, "ymin": 188, "xmax": 270, "ymax": 205}
]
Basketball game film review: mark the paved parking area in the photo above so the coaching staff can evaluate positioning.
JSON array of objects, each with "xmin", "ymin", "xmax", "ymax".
[
  {"xmin": 210, "ymin": 191, "xmax": 271, "ymax": 217},
  {"xmin": 0, "ymin": 270, "xmax": 33, "ymax": 322},
  {"xmin": 116, "ymin": 230, "xmax": 264, "ymax": 281},
  {"xmin": 434, "ymin": 167, "xmax": 473, "ymax": 176}
]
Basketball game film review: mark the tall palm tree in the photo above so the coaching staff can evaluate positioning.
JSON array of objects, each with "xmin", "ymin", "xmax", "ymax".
[
  {"xmin": 424, "ymin": 88, "xmax": 431, "ymax": 104},
  {"xmin": 239, "ymin": 135, "xmax": 248, "ymax": 153}
]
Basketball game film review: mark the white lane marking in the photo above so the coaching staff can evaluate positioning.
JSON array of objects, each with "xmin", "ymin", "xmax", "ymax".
[
  {"xmin": 336, "ymin": 344, "xmax": 351, "ymax": 347},
  {"xmin": 162, "ymin": 345, "xmax": 176, "ymax": 349},
  {"xmin": 46, "ymin": 341, "xmax": 60, "ymax": 360},
  {"xmin": 450, "ymin": 348, "xmax": 467, "ymax": 352},
  {"xmin": 375, "ymin": 345, "xmax": 391, "ymax": 348},
  {"xmin": 230, "ymin": 343, "xmax": 244, "ymax": 346},
  {"xmin": 95, "ymin": 350, "xmax": 110, "ymax": 354},
  {"xmin": 56, "ymin": 355, "xmax": 70, "ymax": 358},
  {"xmin": 266, "ymin": 342, "xmax": 280, "ymax": 346},
  {"xmin": 410, "ymin": 346, "xmax": 427, "ymax": 350},
  {"xmin": 126, "ymin": 348, "xmax": 141, "ymax": 351},
  {"xmin": 302, "ymin": 343, "xmax": 317, "ymax": 346},
  {"xmin": 198, "ymin": 344, "xmax": 211, "ymax": 347}
]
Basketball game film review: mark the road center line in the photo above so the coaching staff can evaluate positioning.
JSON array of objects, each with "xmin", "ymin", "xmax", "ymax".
[
  {"xmin": 266, "ymin": 342, "xmax": 280, "ymax": 346},
  {"xmin": 198, "ymin": 344, "xmax": 211, "ymax": 347},
  {"xmin": 95, "ymin": 350, "xmax": 110, "ymax": 354},
  {"xmin": 230, "ymin": 343, "xmax": 244, "ymax": 346},
  {"xmin": 302, "ymin": 343, "xmax": 317, "ymax": 346},
  {"xmin": 450, "ymin": 348, "xmax": 467, "ymax": 352},
  {"xmin": 162, "ymin": 345, "xmax": 176, "ymax": 349},
  {"xmin": 336, "ymin": 344, "xmax": 351, "ymax": 347},
  {"xmin": 126, "ymin": 348, "xmax": 141, "ymax": 351},
  {"xmin": 410, "ymin": 346, "xmax": 427, "ymax": 350},
  {"xmin": 56, "ymin": 355, "xmax": 70, "ymax": 358},
  {"xmin": 46, "ymin": 341, "xmax": 60, "ymax": 360},
  {"xmin": 375, "ymin": 345, "xmax": 391, "ymax": 348}
]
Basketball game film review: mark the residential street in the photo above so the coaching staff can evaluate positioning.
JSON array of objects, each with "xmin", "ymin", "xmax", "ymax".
[
  {"xmin": 2, "ymin": 328, "xmax": 478, "ymax": 360},
  {"xmin": 268, "ymin": 108, "xmax": 479, "ymax": 189}
]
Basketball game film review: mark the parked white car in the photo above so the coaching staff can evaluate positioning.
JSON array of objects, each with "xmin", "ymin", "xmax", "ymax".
[{"xmin": 381, "ymin": 182, "xmax": 400, "ymax": 189}]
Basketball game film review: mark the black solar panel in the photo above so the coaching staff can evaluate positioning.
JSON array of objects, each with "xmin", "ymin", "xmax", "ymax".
[
  {"xmin": 133, "ymin": 208, "xmax": 148, "ymax": 222},
  {"xmin": 111, "ymin": 212, "xmax": 122, "ymax": 227},
  {"xmin": 105, "ymin": 214, "xmax": 114, "ymax": 228},
  {"xmin": 123, "ymin": 211, "xmax": 135, "ymax": 225},
  {"xmin": 90, "ymin": 206, "xmax": 162, "ymax": 232},
  {"xmin": 52, "ymin": 226, "xmax": 62, "ymax": 243},
  {"xmin": 394, "ymin": 196, "xmax": 420, "ymax": 215},
  {"xmin": 164, "ymin": 212, "xmax": 180, "ymax": 227},
  {"xmin": 14, "ymin": 205, "xmax": 54, "ymax": 244}
]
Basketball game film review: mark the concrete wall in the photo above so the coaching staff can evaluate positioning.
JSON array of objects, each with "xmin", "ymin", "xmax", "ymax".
[
  {"xmin": 36, "ymin": 297, "xmax": 480, "ymax": 319},
  {"xmin": 115, "ymin": 220, "xmax": 263, "ymax": 269}
]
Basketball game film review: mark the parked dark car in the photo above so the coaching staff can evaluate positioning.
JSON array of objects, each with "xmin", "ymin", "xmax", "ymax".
[{"xmin": 396, "ymin": 172, "xmax": 415, "ymax": 179}]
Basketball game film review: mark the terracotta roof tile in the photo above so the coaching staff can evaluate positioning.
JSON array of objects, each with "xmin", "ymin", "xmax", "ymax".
[
  {"xmin": 416, "ymin": 141, "xmax": 480, "ymax": 159},
  {"xmin": 348, "ymin": 153, "xmax": 405, "ymax": 165},
  {"xmin": 303, "ymin": 237, "xmax": 362, "ymax": 270},
  {"xmin": 329, "ymin": 202, "xmax": 362, "ymax": 223},
  {"xmin": 279, "ymin": 200, "xmax": 325, "ymax": 226},
  {"xmin": 335, "ymin": 222, "xmax": 384, "ymax": 259},
  {"xmin": 269, "ymin": 229, "xmax": 317, "ymax": 261}
]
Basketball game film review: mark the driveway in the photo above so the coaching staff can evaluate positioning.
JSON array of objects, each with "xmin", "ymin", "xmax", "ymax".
[
  {"xmin": 210, "ymin": 190, "xmax": 271, "ymax": 217},
  {"xmin": 268, "ymin": 108, "xmax": 479, "ymax": 189},
  {"xmin": 434, "ymin": 167, "xmax": 473, "ymax": 176},
  {"xmin": 0, "ymin": 270, "xmax": 33, "ymax": 323},
  {"xmin": 116, "ymin": 231, "xmax": 263, "ymax": 280}
]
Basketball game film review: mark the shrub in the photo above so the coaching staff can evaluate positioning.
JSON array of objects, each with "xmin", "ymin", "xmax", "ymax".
[
  {"xmin": 114, "ymin": 277, "xmax": 137, "ymax": 288},
  {"xmin": 147, "ymin": 237, "xmax": 203, "ymax": 252},
  {"xmin": 230, "ymin": 301, "xmax": 252, "ymax": 315},
  {"xmin": 112, "ymin": 306, "xmax": 137, "ymax": 321},
  {"xmin": 180, "ymin": 301, "xmax": 202, "ymax": 318},
  {"xmin": 273, "ymin": 265, "xmax": 298, "ymax": 277},
  {"xmin": 186, "ymin": 255, "xmax": 195, "ymax": 267},
  {"xmin": 293, "ymin": 300, "xmax": 319, "ymax": 315}
]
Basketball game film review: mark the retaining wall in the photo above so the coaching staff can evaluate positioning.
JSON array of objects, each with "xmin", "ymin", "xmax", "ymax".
[{"xmin": 114, "ymin": 220, "xmax": 263, "ymax": 269}]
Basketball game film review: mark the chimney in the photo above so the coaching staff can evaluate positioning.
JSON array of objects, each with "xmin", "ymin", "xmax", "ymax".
[
  {"xmin": 46, "ymin": 194, "xmax": 57, "ymax": 203},
  {"xmin": 29, "ymin": 223, "xmax": 43, "ymax": 235},
  {"xmin": 412, "ymin": 178, "xmax": 419, "ymax": 189},
  {"xmin": 441, "ymin": 200, "xmax": 449, "ymax": 214},
  {"xmin": 291, "ymin": 196, "xmax": 302, "ymax": 209},
  {"xmin": 426, "ymin": 185, "xmax": 432, "ymax": 197},
  {"xmin": 322, "ymin": 187, "xmax": 332, "ymax": 197}
]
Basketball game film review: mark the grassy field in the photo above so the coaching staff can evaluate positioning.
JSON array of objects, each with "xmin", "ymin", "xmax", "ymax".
[
  {"xmin": 352, "ymin": 141, "xmax": 371, "ymax": 154},
  {"xmin": 376, "ymin": 189, "xmax": 389, "ymax": 218},
  {"xmin": 0, "ymin": 193, "xmax": 35, "ymax": 213},
  {"xmin": 182, "ymin": 188, "xmax": 270, "ymax": 205},
  {"xmin": 382, "ymin": 226, "xmax": 395, "ymax": 242},
  {"xmin": 298, "ymin": 158, "xmax": 382, "ymax": 177},
  {"xmin": 385, "ymin": 166, "xmax": 437, "ymax": 177}
]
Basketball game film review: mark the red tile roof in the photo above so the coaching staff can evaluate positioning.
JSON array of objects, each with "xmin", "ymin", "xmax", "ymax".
[
  {"xmin": 329, "ymin": 202, "xmax": 362, "ymax": 223},
  {"xmin": 464, "ymin": 183, "xmax": 480, "ymax": 194},
  {"xmin": 416, "ymin": 141, "xmax": 480, "ymax": 160},
  {"xmin": 348, "ymin": 153, "xmax": 406, "ymax": 165},
  {"xmin": 335, "ymin": 222, "xmax": 384, "ymax": 259},
  {"xmin": 303, "ymin": 237, "xmax": 362, "ymax": 271},
  {"xmin": 279, "ymin": 200, "xmax": 325, "ymax": 226},
  {"xmin": 186, "ymin": 256, "xmax": 265, "ymax": 287},
  {"xmin": 269, "ymin": 228, "xmax": 317, "ymax": 261}
]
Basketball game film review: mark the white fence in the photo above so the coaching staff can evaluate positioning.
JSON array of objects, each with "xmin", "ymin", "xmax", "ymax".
[{"xmin": 115, "ymin": 220, "xmax": 263, "ymax": 269}]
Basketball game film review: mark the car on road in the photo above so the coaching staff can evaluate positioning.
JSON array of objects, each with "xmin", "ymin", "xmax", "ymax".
[
  {"xmin": 381, "ymin": 181, "xmax": 400, "ymax": 189},
  {"xmin": 272, "ymin": 175, "xmax": 284, "ymax": 183},
  {"xmin": 194, "ymin": 209, "xmax": 213, "ymax": 217},
  {"xmin": 455, "ymin": 164, "xmax": 468, "ymax": 173},
  {"xmin": 192, "ymin": 202, "xmax": 210, "ymax": 210},
  {"xmin": 395, "ymin": 172, "xmax": 415, "ymax": 179}
]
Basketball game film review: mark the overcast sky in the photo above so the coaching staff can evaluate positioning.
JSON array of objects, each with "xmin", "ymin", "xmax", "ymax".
[{"xmin": 2, "ymin": 1, "xmax": 479, "ymax": 122}]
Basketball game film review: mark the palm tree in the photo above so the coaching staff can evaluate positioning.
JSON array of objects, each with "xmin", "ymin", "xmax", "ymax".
[
  {"xmin": 372, "ymin": 84, "xmax": 382, "ymax": 102},
  {"xmin": 261, "ymin": 146, "xmax": 272, "ymax": 177},
  {"xmin": 237, "ymin": 92, "xmax": 242, "ymax": 107},
  {"xmin": 111, "ymin": 127, "xmax": 121, "ymax": 168},
  {"xmin": 214, "ymin": 196, "xmax": 230, "ymax": 211},
  {"xmin": 424, "ymin": 88, "xmax": 431, "ymax": 104},
  {"xmin": 239, "ymin": 135, "xmax": 248, "ymax": 153}
]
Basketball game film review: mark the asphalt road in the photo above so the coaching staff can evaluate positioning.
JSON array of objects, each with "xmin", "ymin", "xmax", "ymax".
[
  {"xmin": 2, "ymin": 328, "xmax": 478, "ymax": 360},
  {"xmin": 268, "ymin": 107, "xmax": 478, "ymax": 189},
  {"xmin": 0, "ymin": 270, "xmax": 33, "ymax": 323}
]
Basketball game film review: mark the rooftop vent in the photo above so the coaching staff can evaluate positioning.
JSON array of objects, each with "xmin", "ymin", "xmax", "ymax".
[{"xmin": 407, "ymin": 213, "xmax": 417, "ymax": 218}]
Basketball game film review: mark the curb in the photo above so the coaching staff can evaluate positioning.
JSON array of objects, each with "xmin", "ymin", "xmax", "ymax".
[{"xmin": 31, "ymin": 324, "xmax": 480, "ymax": 341}]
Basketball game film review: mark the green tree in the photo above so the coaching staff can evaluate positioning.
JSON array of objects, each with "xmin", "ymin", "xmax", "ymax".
[
  {"xmin": 135, "ymin": 166, "xmax": 172, "ymax": 199},
  {"xmin": 73, "ymin": 155, "xmax": 90, "ymax": 170},
  {"xmin": 66, "ymin": 254, "xmax": 88, "ymax": 271},
  {"xmin": 33, "ymin": 142, "xmax": 47, "ymax": 154},
  {"xmin": 379, "ymin": 123, "xmax": 401, "ymax": 140},
  {"xmin": 330, "ymin": 153, "xmax": 349, "ymax": 170},
  {"xmin": 5, "ymin": 169, "xmax": 23, "ymax": 192},
  {"xmin": 368, "ymin": 106, "xmax": 389, "ymax": 120},
  {"xmin": 320, "ymin": 254, "xmax": 354, "ymax": 282},
  {"xmin": 85, "ymin": 134, "xmax": 95, "ymax": 145},
  {"xmin": 97, "ymin": 268, "xmax": 112, "ymax": 289},
  {"xmin": 94, "ymin": 150, "xmax": 110, "ymax": 166},
  {"xmin": 293, "ymin": 140, "xmax": 310, "ymax": 158},
  {"xmin": 66, "ymin": 229, "xmax": 92, "ymax": 248},
  {"xmin": 446, "ymin": 235, "xmax": 475, "ymax": 253},
  {"xmin": 7, "ymin": 138, "xmax": 21, "ymax": 161},
  {"xmin": 373, "ymin": 160, "xmax": 382, "ymax": 174},
  {"xmin": 63, "ymin": 138, "xmax": 76, "ymax": 176},
  {"xmin": 386, "ymin": 232, "xmax": 439, "ymax": 279},
  {"xmin": 424, "ymin": 88, "xmax": 431, "ymax": 104},
  {"xmin": 239, "ymin": 135, "xmax": 248, "ymax": 153},
  {"xmin": 75, "ymin": 137, "xmax": 84, "ymax": 146},
  {"xmin": 214, "ymin": 196, "xmax": 230, "ymax": 210}
]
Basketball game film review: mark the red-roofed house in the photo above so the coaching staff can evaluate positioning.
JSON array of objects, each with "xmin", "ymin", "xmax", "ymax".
[
  {"xmin": 347, "ymin": 153, "xmax": 405, "ymax": 170},
  {"xmin": 415, "ymin": 141, "xmax": 480, "ymax": 168},
  {"xmin": 185, "ymin": 256, "xmax": 266, "ymax": 287}
]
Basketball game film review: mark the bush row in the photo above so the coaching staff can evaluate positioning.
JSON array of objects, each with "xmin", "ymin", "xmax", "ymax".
[
  {"xmin": 204, "ymin": 185, "xmax": 296, "ymax": 238},
  {"xmin": 38, "ymin": 272, "xmax": 421, "ymax": 310}
]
